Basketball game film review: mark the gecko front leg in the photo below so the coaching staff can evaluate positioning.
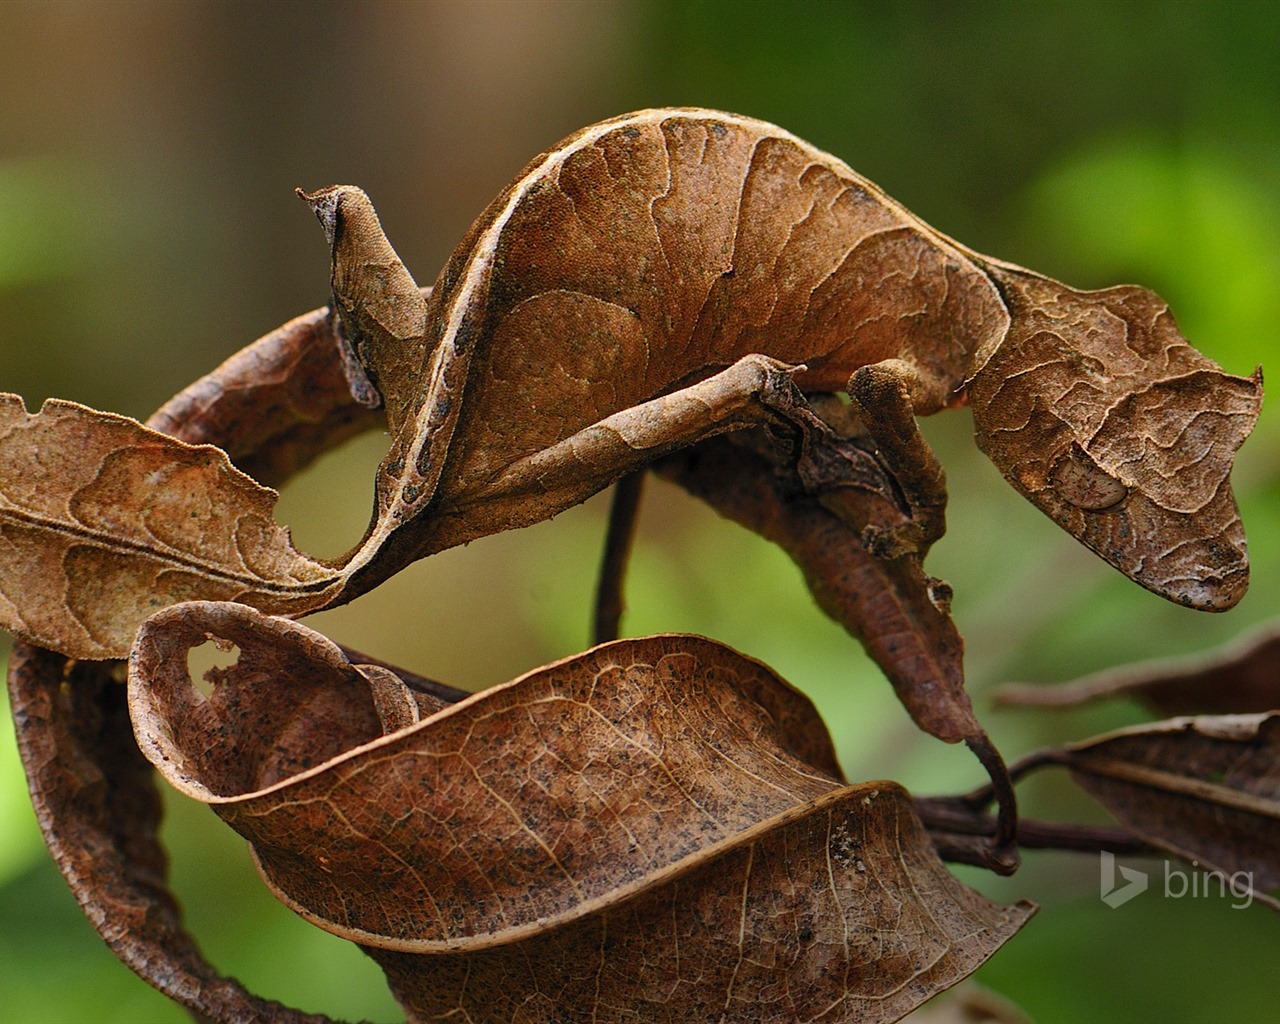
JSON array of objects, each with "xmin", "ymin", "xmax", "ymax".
[{"xmin": 842, "ymin": 359, "xmax": 949, "ymax": 560}]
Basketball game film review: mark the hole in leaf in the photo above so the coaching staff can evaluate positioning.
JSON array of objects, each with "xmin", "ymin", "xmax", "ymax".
[{"xmin": 186, "ymin": 640, "xmax": 241, "ymax": 699}]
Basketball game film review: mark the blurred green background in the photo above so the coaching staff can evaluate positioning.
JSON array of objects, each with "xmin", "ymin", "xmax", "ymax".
[{"xmin": 1, "ymin": 1, "xmax": 1277, "ymax": 1021}]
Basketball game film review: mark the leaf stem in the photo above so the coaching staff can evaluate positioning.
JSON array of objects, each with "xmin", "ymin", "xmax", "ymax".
[{"xmin": 593, "ymin": 471, "xmax": 646, "ymax": 645}]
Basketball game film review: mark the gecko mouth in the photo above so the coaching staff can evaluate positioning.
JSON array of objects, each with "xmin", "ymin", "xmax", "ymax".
[{"xmin": 1079, "ymin": 479, "xmax": 1251, "ymax": 612}]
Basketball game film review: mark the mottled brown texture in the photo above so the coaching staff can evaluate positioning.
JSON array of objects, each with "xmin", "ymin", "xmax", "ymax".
[
  {"xmin": 371, "ymin": 788, "xmax": 1032, "ymax": 1023},
  {"xmin": 969, "ymin": 265, "xmax": 1260, "ymax": 609},
  {"xmin": 6, "ymin": 642, "xmax": 345, "ymax": 1023},
  {"xmin": 297, "ymin": 187, "xmax": 432, "ymax": 427},
  {"xmin": 0, "ymin": 108, "xmax": 1259, "ymax": 662},
  {"xmin": 148, "ymin": 301, "xmax": 394, "ymax": 488},
  {"xmin": 0, "ymin": 394, "xmax": 340, "ymax": 658},
  {"xmin": 128, "ymin": 602, "xmax": 1032, "ymax": 1022},
  {"xmin": 315, "ymin": 109, "xmax": 1257, "ymax": 615},
  {"xmin": 1058, "ymin": 713, "xmax": 1280, "ymax": 911},
  {"xmin": 0, "ymin": 104, "xmax": 1265, "ymax": 1021},
  {"xmin": 655, "ymin": 434, "xmax": 970, "ymax": 743},
  {"xmin": 3, "ymin": 316, "xmax": 376, "ymax": 1020},
  {"xmin": 130, "ymin": 606, "xmax": 843, "ymax": 945},
  {"xmin": 330, "ymin": 110, "xmax": 1013, "ymax": 593}
]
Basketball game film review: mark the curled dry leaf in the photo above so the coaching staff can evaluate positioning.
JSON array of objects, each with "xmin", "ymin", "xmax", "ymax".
[
  {"xmin": 371, "ymin": 787, "xmax": 1029, "ymax": 1024},
  {"xmin": 0, "ymin": 105, "xmax": 1259, "ymax": 1015},
  {"xmin": 128, "ymin": 602, "xmax": 1033, "ymax": 1023},
  {"xmin": 0, "ymin": 299, "xmax": 393, "ymax": 661},
  {"xmin": 1, "ymin": 303, "xmax": 401, "ymax": 1021},
  {"xmin": 654, "ymin": 433, "xmax": 1020, "ymax": 871},
  {"xmin": 0, "ymin": 394, "xmax": 341, "ymax": 659},
  {"xmin": 996, "ymin": 619, "xmax": 1280, "ymax": 716},
  {"xmin": 1056, "ymin": 713, "xmax": 1280, "ymax": 911},
  {"xmin": 148, "ymin": 299, "xmax": 404, "ymax": 488},
  {"xmin": 5, "ymin": 646, "xmax": 342, "ymax": 1024}
]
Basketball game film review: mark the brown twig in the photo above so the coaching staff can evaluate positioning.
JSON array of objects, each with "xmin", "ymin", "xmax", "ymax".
[
  {"xmin": 915, "ymin": 793, "xmax": 1156, "ymax": 866},
  {"xmin": 592, "ymin": 471, "xmax": 646, "ymax": 645}
]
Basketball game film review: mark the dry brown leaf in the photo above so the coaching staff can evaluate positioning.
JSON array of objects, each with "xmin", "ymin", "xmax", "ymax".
[
  {"xmin": 370, "ymin": 787, "xmax": 1032, "ymax": 1024},
  {"xmin": 654, "ymin": 424, "xmax": 1022, "ymax": 870},
  {"xmin": 3, "ymin": 304, "xmax": 381, "ymax": 1018},
  {"xmin": 147, "ymin": 300, "xmax": 399, "ymax": 488},
  {"xmin": 0, "ymin": 394, "xmax": 342, "ymax": 658},
  {"xmin": 0, "ymin": 291, "xmax": 430, "ymax": 660},
  {"xmin": 127, "ymin": 601, "xmax": 1033, "ymax": 1022},
  {"xmin": 996, "ymin": 619, "xmax": 1280, "ymax": 716},
  {"xmin": 2, "ymin": 110, "xmax": 1254, "ymax": 1017},
  {"xmin": 1057, "ymin": 712, "xmax": 1280, "ymax": 910},
  {"xmin": 5, "ymin": 644, "xmax": 344, "ymax": 1023}
]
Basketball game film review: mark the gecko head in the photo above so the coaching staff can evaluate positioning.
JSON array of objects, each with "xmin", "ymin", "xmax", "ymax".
[{"xmin": 967, "ymin": 266, "xmax": 1262, "ymax": 611}]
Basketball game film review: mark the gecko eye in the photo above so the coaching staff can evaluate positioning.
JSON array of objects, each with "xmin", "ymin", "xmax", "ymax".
[{"xmin": 1049, "ymin": 445, "xmax": 1128, "ymax": 511}]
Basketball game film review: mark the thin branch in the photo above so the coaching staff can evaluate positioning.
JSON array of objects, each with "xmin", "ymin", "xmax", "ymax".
[
  {"xmin": 593, "ymin": 471, "xmax": 645, "ymax": 645},
  {"xmin": 953, "ymin": 746, "xmax": 1069, "ymax": 812},
  {"xmin": 914, "ymin": 794, "xmax": 1156, "ymax": 863}
]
